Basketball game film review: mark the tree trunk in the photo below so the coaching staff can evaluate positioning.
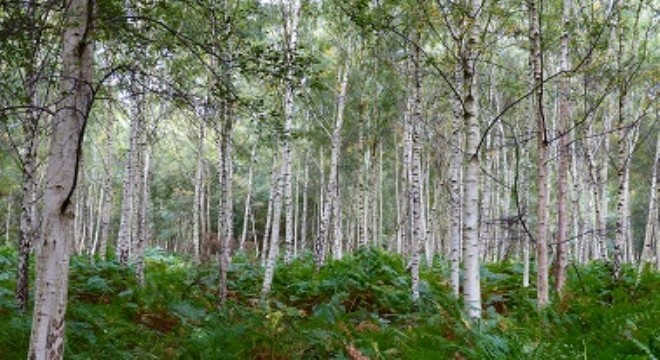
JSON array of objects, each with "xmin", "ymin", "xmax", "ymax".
[
  {"xmin": 193, "ymin": 121, "xmax": 206, "ymax": 262},
  {"xmin": 529, "ymin": 0, "xmax": 550, "ymax": 308},
  {"xmin": 554, "ymin": 0, "xmax": 571, "ymax": 296},
  {"xmin": 315, "ymin": 60, "xmax": 349, "ymax": 268},
  {"xmin": 282, "ymin": 0, "xmax": 301, "ymax": 264},
  {"xmin": 16, "ymin": 87, "xmax": 40, "ymax": 313},
  {"xmin": 409, "ymin": 37, "xmax": 423, "ymax": 303},
  {"xmin": 29, "ymin": 0, "xmax": 93, "ymax": 356},
  {"xmin": 261, "ymin": 157, "xmax": 278, "ymax": 267},
  {"xmin": 300, "ymin": 151, "xmax": 309, "ymax": 252},
  {"xmin": 262, "ymin": 157, "xmax": 284, "ymax": 298},
  {"xmin": 217, "ymin": 0, "xmax": 235, "ymax": 305},
  {"xmin": 16, "ymin": 0, "xmax": 45, "ymax": 312},
  {"xmin": 133, "ymin": 113, "xmax": 150, "ymax": 285},
  {"xmin": 116, "ymin": 113, "xmax": 140, "ymax": 264},
  {"xmin": 240, "ymin": 145, "xmax": 257, "ymax": 251},
  {"xmin": 461, "ymin": 0, "xmax": 482, "ymax": 319},
  {"xmin": 638, "ymin": 132, "xmax": 659, "ymax": 272},
  {"xmin": 98, "ymin": 113, "xmax": 115, "ymax": 261}
]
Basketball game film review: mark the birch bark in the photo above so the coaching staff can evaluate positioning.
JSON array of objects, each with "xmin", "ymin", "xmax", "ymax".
[
  {"xmin": 315, "ymin": 61, "xmax": 349, "ymax": 268},
  {"xmin": 29, "ymin": 0, "xmax": 93, "ymax": 356},
  {"xmin": 529, "ymin": 0, "xmax": 550, "ymax": 308},
  {"xmin": 554, "ymin": 0, "xmax": 571, "ymax": 295},
  {"xmin": 461, "ymin": 0, "xmax": 482, "ymax": 319}
]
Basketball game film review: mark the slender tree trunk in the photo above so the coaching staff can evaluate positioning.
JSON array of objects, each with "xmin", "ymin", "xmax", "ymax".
[
  {"xmin": 262, "ymin": 157, "xmax": 284, "ymax": 297},
  {"xmin": 98, "ymin": 114, "xmax": 115, "ymax": 260},
  {"xmin": 461, "ymin": 0, "xmax": 482, "ymax": 319},
  {"xmin": 217, "ymin": 0, "xmax": 235, "ymax": 305},
  {"xmin": 409, "ymin": 39, "xmax": 423, "ymax": 302},
  {"xmin": 639, "ymin": 132, "xmax": 659, "ymax": 272},
  {"xmin": 133, "ymin": 112, "xmax": 150, "ymax": 285},
  {"xmin": 300, "ymin": 151, "xmax": 309, "ymax": 252},
  {"xmin": 554, "ymin": 0, "xmax": 571, "ymax": 296},
  {"xmin": 16, "ymin": 91, "xmax": 40, "ymax": 312},
  {"xmin": 261, "ymin": 157, "xmax": 278, "ymax": 267},
  {"xmin": 116, "ymin": 114, "xmax": 139, "ymax": 264},
  {"xmin": 240, "ymin": 145, "xmax": 257, "ymax": 251},
  {"xmin": 193, "ymin": 121, "xmax": 206, "ymax": 262},
  {"xmin": 16, "ymin": 0, "xmax": 46, "ymax": 312},
  {"xmin": 315, "ymin": 61, "xmax": 349, "ymax": 268},
  {"xmin": 29, "ymin": 0, "xmax": 93, "ymax": 356},
  {"xmin": 613, "ymin": 1, "xmax": 627, "ymax": 279},
  {"xmin": 529, "ymin": 0, "xmax": 550, "ymax": 308},
  {"xmin": 281, "ymin": 0, "xmax": 301, "ymax": 264}
]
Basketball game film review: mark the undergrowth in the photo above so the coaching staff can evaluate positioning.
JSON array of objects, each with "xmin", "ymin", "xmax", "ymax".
[{"xmin": 0, "ymin": 246, "xmax": 658, "ymax": 359}]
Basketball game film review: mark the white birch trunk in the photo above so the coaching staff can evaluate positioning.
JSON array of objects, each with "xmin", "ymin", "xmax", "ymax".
[
  {"xmin": 529, "ymin": 0, "xmax": 550, "ymax": 308},
  {"xmin": 116, "ymin": 114, "xmax": 139, "ymax": 264},
  {"xmin": 193, "ymin": 121, "xmax": 206, "ymax": 262},
  {"xmin": 315, "ymin": 61, "xmax": 349, "ymax": 268},
  {"xmin": 240, "ymin": 145, "xmax": 256, "ymax": 251},
  {"xmin": 462, "ymin": 0, "xmax": 482, "ymax": 319},
  {"xmin": 262, "ymin": 157, "xmax": 284, "ymax": 297},
  {"xmin": 554, "ymin": 0, "xmax": 571, "ymax": 295},
  {"xmin": 281, "ymin": 0, "xmax": 301, "ymax": 264},
  {"xmin": 29, "ymin": 0, "xmax": 93, "ymax": 356},
  {"xmin": 639, "ymin": 133, "xmax": 659, "ymax": 272}
]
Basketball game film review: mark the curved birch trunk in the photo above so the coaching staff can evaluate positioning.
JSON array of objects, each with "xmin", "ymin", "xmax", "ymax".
[{"xmin": 29, "ymin": 0, "xmax": 93, "ymax": 356}]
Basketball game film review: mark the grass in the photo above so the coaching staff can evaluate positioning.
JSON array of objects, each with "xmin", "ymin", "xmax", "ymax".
[{"xmin": 0, "ymin": 246, "xmax": 658, "ymax": 359}]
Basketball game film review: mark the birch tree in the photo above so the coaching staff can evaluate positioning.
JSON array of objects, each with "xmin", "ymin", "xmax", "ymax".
[
  {"xmin": 461, "ymin": 0, "xmax": 483, "ymax": 319},
  {"xmin": 281, "ymin": 0, "xmax": 302, "ymax": 264},
  {"xmin": 554, "ymin": 0, "xmax": 571, "ymax": 296},
  {"xmin": 29, "ymin": 0, "xmax": 94, "ymax": 356},
  {"xmin": 315, "ymin": 58, "xmax": 349, "ymax": 268},
  {"xmin": 529, "ymin": 0, "xmax": 550, "ymax": 308}
]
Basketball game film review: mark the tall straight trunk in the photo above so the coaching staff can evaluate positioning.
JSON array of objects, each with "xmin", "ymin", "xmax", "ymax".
[
  {"xmin": 529, "ymin": 0, "xmax": 550, "ymax": 308},
  {"xmin": 261, "ymin": 157, "xmax": 278, "ymax": 267},
  {"xmin": 134, "ymin": 139, "xmax": 150, "ymax": 285},
  {"xmin": 29, "ymin": 0, "xmax": 93, "ymax": 356},
  {"xmin": 240, "ymin": 145, "xmax": 257, "ymax": 251},
  {"xmin": 131, "ymin": 104, "xmax": 150, "ymax": 285},
  {"xmin": 409, "ymin": 48, "xmax": 423, "ymax": 302},
  {"xmin": 461, "ymin": 0, "xmax": 482, "ymax": 319},
  {"xmin": 315, "ymin": 61, "xmax": 349, "ymax": 268},
  {"xmin": 332, "ymin": 183, "xmax": 342, "ymax": 259},
  {"xmin": 5, "ymin": 196, "xmax": 10, "ymax": 245},
  {"xmin": 16, "ymin": 93, "xmax": 40, "ymax": 313},
  {"xmin": 613, "ymin": 1, "xmax": 627, "ymax": 279},
  {"xmin": 262, "ymin": 157, "xmax": 284, "ymax": 297},
  {"xmin": 98, "ymin": 114, "xmax": 114, "ymax": 260},
  {"xmin": 300, "ymin": 151, "xmax": 309, "ymax": 252},
  {"xmin": 116, "ymin": 114, "xmax": 140, "ymax": 264},
  {"xmin": 357, "ymin": 117, "xmax": 368, "ymax": 249},
  {"xmin": 16, "ymin": 0, "xmax": 45, "ymax": 312},
  {"xmin": 281, "ymin": 0, "xmax": 301, "ymax": 264},
  {"xmin": 217, "ymin": 0, "xmax": 235, "ymax": 305},
  {"xmin": 639, "ymin": 132, "xmax": 659, "ymax": 272},
  {"xmin": 193, "ymin": 121, "xmax": 206, "ymax": 262},
  {"xmin": 554, "ymin": 0, "xmax": 571, "ymax": 295},
  {"xmin": 395, "ymin": 141, "xmax": 402, "ymax": 254},
  {"xmin": 217, "ymin": 103, "xmax": 234, "ymax": 304}
]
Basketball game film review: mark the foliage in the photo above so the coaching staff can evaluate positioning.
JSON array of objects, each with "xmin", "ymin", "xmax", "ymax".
[{"xmin": 0, "ymin": 247, "xmax": 658, "ymax": 359}]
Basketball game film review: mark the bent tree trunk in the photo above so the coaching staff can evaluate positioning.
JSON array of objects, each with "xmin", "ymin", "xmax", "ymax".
[{"xmin": 29, "ymin": 0, "xmax": 94, "ymax": 357}]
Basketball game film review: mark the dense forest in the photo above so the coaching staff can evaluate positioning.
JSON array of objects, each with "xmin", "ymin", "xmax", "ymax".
[{"xmin": 0, "ymin": 0, "xmax": 658, "ymax": 358}]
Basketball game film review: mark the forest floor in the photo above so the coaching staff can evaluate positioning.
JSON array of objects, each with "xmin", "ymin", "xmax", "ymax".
[{"xmin": 0, "ymin": 247, "xmax": 658, "ymax": 359}]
